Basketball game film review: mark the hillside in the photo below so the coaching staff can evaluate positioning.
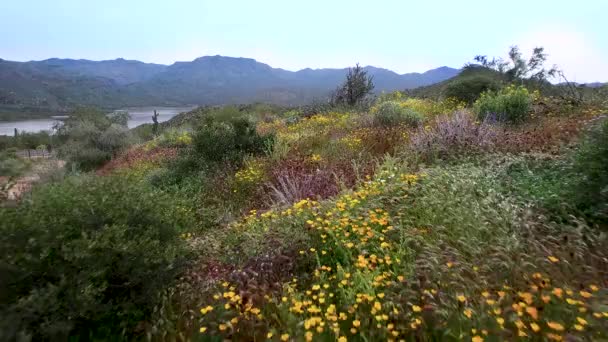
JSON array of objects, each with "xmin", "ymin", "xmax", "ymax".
[
  {"xmin": 2, "ymin": 90, "xmax": 607, "ymax": 340},
  {"xmin": 0, "ymin": 56, "xmax": 459, "ymax": 119}
]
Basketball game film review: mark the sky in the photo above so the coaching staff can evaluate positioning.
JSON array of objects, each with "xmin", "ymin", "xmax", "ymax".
[{"xmin": 1, "ymin": 0, "xmax": 607, "ymax": 82}]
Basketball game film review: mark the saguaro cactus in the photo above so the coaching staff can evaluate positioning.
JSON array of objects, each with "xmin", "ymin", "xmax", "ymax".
[{"xmin": 152, "ymin": 110, "xmax": 159, "ymax": 135}]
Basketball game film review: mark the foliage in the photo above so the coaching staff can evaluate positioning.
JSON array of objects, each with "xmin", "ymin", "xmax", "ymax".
[
  {"xmin": 174, "ymin": 115, "xmax": 272, "ymax": 176},
  {"xmin": 0, "ymin": 148, "xmax": 31, "ymax": 179},
  {"xmin": 55, "ymin": 107, "xmax": 134, "ymax": 171},
  {"xmin": 501, "ymin": 118, "xmax": 608, "ymax": 224},
  {"xmin": 331, "ymin": 64, "xmax": 375, "ymax": 106},
  {"xmin": 474, "ymin": 85, "xmax": 533, "ymax": 123},
  {"xmin": 372, "ymin": 101, "xmax": 423, "ymax": 127},
  {"xmin": 0, "ymin": 130, "xmax": 54, "ymax": 150},
  {"xmin": 572, "ymin": 117, "xmax": 608, "ymax": 221},
  {"xmin": 444, "ymin": 70, "xmax": 502, "ymax": 104},
  {"xmin": 409, "ymin": 110, "xmax": 496, "ymax": 161},
  {"xmin": 190, "ymin": 158, "xmax": 608, "ymax": 341},
  {"xmin": 472, "ymin": 45, "xmax": 558, "ymax": 84},
  {"xmin": 0, "ymin": 175, "xmax": 192, "ymax": 340},
  {"xmin": 151, "ymin": 127, "xmax": 193, "ymax": 148}
]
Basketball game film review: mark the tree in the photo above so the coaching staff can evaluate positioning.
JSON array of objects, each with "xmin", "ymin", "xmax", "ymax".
[
  {"xmin": 331, "ymin": 63, "xmax": 375, "ymax": 106},
  {"xmin": 55, "ymin": 107, "xmax": 134, "ymax": 170},
  {"xmin": 471, "ymin": 46, "xmax": 558, "ymax": 84}
]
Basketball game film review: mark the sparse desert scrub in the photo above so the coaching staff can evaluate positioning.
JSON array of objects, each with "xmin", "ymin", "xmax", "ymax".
[{"xmin": 409, "ymin": 110, "xmax": 497, "ymax": 161}]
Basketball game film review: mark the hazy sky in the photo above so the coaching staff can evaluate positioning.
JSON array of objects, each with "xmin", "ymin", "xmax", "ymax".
[{"xmin": 1, "ymin": 0, "xmax": 607, "ymax": 82}]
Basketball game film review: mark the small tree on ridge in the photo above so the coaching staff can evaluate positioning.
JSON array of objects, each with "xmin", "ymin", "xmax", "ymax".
[{"xmin": 332, "ymin": 63, "xmax": 375, "ymax": 106}]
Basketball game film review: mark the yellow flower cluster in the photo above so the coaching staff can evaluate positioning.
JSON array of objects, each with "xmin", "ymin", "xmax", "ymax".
[
  {"xmin": 371, "ymin": 97, "xmax": 465, "ymax": 117},
  {"xmin": 338, "ymin": 135, "xmax": 363, "ymax": 149},
  {"xmin": 234, "ymin": 160, "xmax": 266, "ymax": 187},
  {"xmin": 196, "ymin": 166, "xmax": 608, "ymax": 341}
]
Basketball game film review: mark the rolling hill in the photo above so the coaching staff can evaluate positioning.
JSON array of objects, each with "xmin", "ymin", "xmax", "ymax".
[{"xmin": 0, "ymin": 56, "xmax": 459, "ymax": 119}]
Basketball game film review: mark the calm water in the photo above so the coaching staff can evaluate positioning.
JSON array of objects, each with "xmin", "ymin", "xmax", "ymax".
[{"xmin": 0, "ymin": 106, "xmax": 196, "ymax": 136}]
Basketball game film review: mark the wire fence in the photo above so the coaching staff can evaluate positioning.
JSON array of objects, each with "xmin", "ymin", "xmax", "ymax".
[{"xmin": 15, "ymin": 149, "xmax": 54, "ymax": 159}]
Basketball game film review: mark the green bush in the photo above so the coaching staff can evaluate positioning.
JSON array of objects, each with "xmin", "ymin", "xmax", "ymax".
[
  {"xmin": 444, "ymin": 74, "xmax": 501, "ymax": 104},
  {"xmin": 56, "ymin": 108, "xmax": 135, "ymax": 171},
  {"xmin": 373, "ymin": 101, "xmax": 424, "ymax": 127},
  {"xmin": 0, "ymin": 175, "xmax": 192, "ymax": 340},
  {"xmin": 502, "ymin": 120, "xmax": 608, "ymax": 224},
  {"xmin": 175, "ymin": 116, "xmax": 273, "ymax": 176},
  {"xmin": 572, "ymin": 117, "xmax": 608, "ymax": 222},
  {"xmin": 0, "ymin": 148, "xmax": 30, "ymax": 178},
  {"xmin": 474, "ymin": 85, "xmax": 532, "ymax": 123}
]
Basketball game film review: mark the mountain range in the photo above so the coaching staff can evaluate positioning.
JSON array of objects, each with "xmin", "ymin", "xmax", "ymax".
[{"xmin": 0, "ymin": 55, "xmax": 460, "ymax": 116}]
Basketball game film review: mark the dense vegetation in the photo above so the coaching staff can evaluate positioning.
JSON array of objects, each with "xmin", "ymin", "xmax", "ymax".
[{"xmin": 1, "ymin": 54, "xmax": 608, "ymax": 341}]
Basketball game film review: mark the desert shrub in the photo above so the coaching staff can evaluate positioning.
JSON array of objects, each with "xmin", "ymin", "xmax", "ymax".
[
  {"xmin": 572, "ymin": 117, "xmax": 608, "ymax": 221},
  {"xmin": 445, "ymin": 74, "xmax": 501, "ymax": 104},
  {"xmin": 190, "ymin": 118, "xmax": 273, "ymax": 170},
  {"xmin": 0, "ymin": 148, "xmax": 30, "ymax": 178},
  {"xmin": 56, "ymin": 108, "xmax": 134, "ymax": 171},
  {"xmin": 0, "ymin": 175, "xmax": 192, "ymax": 340},
  {"xmin": 409, "ymin": 110, "xmax": 496, "ymax": 161},
  {"xmin": 131, "ymin": 123, "xmax": 155, "ymax": 141},
  {"xmin": 502, "ymin": 119, "xmax": 608, "ymax": 224},
  {"xmin": 474, "ymin": 85, "xmax": 533, "ymax": 123},
  {"xmin": 373, "ymin": 101, "xmax": 423, "ymax": 127},
  {"xmin": 501, "ymin": 155, "xmax": 576, "ymax": 222},
  {"xmin": 156, "ymin": 128, "xmax": 193, "ymax": 148}
]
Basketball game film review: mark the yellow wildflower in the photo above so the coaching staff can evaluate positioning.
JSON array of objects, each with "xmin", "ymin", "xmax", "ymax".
[
  {"xmin": 547, "ymin": 321, "xmax": 564, "ymax": 331},
  {"xmin": 546, "ymin": 333, "xmax": 563, "ymax": 341},
  {"xmin": 547, "ymin": 256, "xmax": 559, "ymax": 263},
  {"xmin": 281, "ymin": 333, "xmax": 290, "ymax": 341},
  {"xmin": 472, "ymin": 336, "xmax": 483, "ymax": 342},
  {"xmin": 464, "ymin": 308, "xmax": 473, "ymax": 318},
  {"xmin": 199, "ymin": 327, "xmax": 207, "ymax": 333}
]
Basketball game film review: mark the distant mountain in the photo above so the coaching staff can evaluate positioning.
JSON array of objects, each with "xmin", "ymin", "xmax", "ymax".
[
  {"xmin": 33, "ymin": 58, "xmax": 167, "ymax": 85},
  {"xmin": 0, "ymin": 55, "xmax": 460, "ymax": 117},
  {"xmin": 557, "ymin": 81, "xmax": 606, "ymax": 88}
]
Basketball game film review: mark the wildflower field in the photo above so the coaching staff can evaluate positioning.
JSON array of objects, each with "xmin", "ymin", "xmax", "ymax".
[
  {"xmin": 134, "ymin": 93, "xmax": 607, "ymax": 341},
  {"xmin": 2, "ymin": 90, "xmax": 607, "ymax": 341}
]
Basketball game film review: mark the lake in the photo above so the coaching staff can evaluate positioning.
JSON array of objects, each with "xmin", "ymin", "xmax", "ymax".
[{"xmin": 0, "ymin": 106, "xmax": 196, "ymax": 136}]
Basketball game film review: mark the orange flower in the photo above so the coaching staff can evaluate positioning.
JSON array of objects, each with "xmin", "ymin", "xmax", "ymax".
[
  {"xmin": 580, "ymin": 291, "xmax": 592, "ymax": 298},
  {"xmin": 552, "ymin": 288, "xmax": 563, "ymax": 298},
  {"xmin": 525, "ymin": 307, "xmax": 538, "ymax": 320},
  {"xmin": 547, "ymin": 321, "xmax": 564, "ymax": 331}
]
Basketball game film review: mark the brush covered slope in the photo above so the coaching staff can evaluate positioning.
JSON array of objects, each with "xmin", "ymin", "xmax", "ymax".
[{"xmin": 1, "ymin": 86, "xmax": 607, "ymax": 341}]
